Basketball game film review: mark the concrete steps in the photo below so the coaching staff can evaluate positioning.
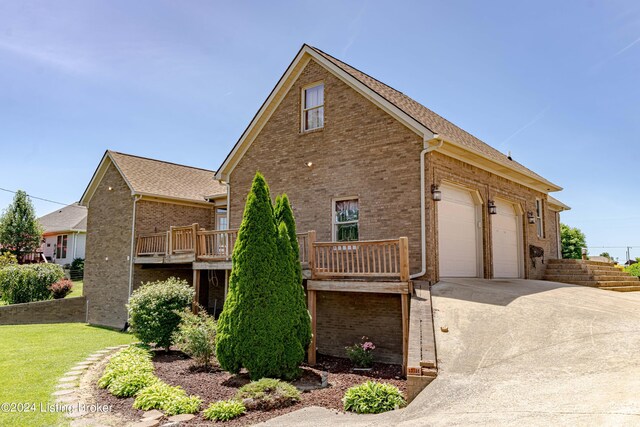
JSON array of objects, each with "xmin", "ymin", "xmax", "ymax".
[{"xmin": 544, "ymin": 259, "xmax": 639, "ymax": 292}]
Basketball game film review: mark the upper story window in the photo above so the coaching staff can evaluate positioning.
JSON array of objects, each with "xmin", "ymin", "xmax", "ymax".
[
  {"xmin": 535, "ymin": 199, "xmax": 545, "ymax": 238},
  {"xmin": 56, "ymin": 235, "xmax": 68, "ymax": 259},
  {"xmin": 334, "ymin": 198, "xmax": 359, "ymax": 242},
  {"xmin": 216, "ymin": 208, "xmax": 228, "ymax": 230},
  {"xmin": 302, "ymin": 83, "xmax": 324, "ymax": 131}
]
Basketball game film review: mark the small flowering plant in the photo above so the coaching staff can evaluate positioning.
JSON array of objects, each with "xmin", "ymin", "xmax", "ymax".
[{"xmin": 346, "ymin": 336, "xmax": 376, "ymax": 368}]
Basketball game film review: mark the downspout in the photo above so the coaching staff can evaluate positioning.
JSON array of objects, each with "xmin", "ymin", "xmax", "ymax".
[
  {"xmin": 224, "ymin": 181, "xmax": 231, "ymax": 228},
  {"xmin": 128, "ymin": 195, "xmax": 141, "ymax": 298},
  {"xmin": 410, "ymin": 135, "xmax": 444, "ymax": 280}
]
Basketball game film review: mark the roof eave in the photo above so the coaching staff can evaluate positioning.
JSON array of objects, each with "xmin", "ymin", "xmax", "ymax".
[
  {"xmin": 435, "ymin": 140, "xmax": 562, "ymax": 193},
  {"xmin": 136, "ymin": 193, "xmax": 214, "ymax": 206}
]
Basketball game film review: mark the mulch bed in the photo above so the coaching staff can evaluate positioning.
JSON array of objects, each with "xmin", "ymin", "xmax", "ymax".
[{"xmin": 94, "ymin": 349, "xmax": 405, "ymax": 426}]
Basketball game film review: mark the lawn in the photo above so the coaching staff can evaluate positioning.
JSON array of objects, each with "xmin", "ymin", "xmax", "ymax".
[
  {"xmin": 67, "ymin": 280, "xmax": 83, "ymax": 298},
  {"xmin": 0, "ymin": 323, "xmax": 136, "ymax": 427}
]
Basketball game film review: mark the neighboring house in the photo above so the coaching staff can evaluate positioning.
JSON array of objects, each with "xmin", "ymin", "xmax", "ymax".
[
  {"xmin": 38, "ymin": 203, "xmax": 87, "ymax": 265},
  {"xmin": 80, "ymin": 151, "xmax": 227, "ymax": 328},
  {"xmin": 214, "ymin": 45, "xmax": 570, "ymax": 363}
]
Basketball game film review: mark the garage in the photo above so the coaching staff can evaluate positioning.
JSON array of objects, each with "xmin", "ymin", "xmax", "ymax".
[
  {"xmin": 491, "ymin": 199, "xmax": 521, "ymax": 278},
  {"xmin": 438, "ymin": 184, "xmax": 481, "ymax": 277}
]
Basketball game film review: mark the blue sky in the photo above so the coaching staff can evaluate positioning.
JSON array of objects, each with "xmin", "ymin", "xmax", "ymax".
[{"xmin": 0, "ymin": 1, "xmax": 639, "ymax": 261}]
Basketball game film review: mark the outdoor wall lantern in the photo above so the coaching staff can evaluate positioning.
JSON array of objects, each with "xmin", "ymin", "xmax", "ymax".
[
  {"xmin": 488, "ymin": 200, "xmax": 497, "ymax": 215},
  {"xmin": 431, "ymin": 184, "xmax": 442, "ymax": 201},
  {"xmin": 527, "ymin": 211, "xmax": 536, "ymax": 224}
]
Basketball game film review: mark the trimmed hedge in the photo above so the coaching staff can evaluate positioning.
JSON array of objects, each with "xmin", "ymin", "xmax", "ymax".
[
  {"xmin": 0, "ymin": 263, "xmax": 64, "ymax": 304},
  {"xmin": 127, "ymin": 277, "xmax": 194, "ymax": 350}
]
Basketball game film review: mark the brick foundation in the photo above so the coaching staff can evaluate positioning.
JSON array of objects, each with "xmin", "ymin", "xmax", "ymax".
[{"xmin": 315, "ymin": 291, "xmax": 403, "ymax": 364}]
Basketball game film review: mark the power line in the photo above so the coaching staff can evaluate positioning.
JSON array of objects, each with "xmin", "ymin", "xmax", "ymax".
[{"xmin": 0, "ymin": 187, "xmax": 82, "ymax": 209}]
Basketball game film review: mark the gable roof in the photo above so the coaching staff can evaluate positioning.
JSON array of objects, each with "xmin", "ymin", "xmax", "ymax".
[
  {"xmin": 80, "ymin": 151, "xmax": 226, "ymax": 206},
  {"xmin": 216, "ymin": 44, "xmax": 561, "ymax": 193},
  {"xmin": 38, "ymin": 203, "xmax": 87, "ymax": 234}
]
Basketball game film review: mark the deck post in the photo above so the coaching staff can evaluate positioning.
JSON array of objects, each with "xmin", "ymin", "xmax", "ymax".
[
  {"xmin": 193, "ymin": 269, "xmax": 201, "ymax": 314},
  {"xmin": 399, "ymin": 237, "xmax": 410, "ymax": 282},
  {"xmin": 308, "ymin": 230, "xmax": 317, "ymax": 279},
  {"xmin": 192, "ymin": 223, "xmax": 199, "ymax": 254},
  {"xmin": 401, "ymin": 293, "xmax": 409, "ymax": 376},
  {"xmin": 168, "ymin": 227, "xmax": 174, "ymax": 256},
  {"xmin": 307, "ymin": 289, "xmax": 317, "ymax": 365}
]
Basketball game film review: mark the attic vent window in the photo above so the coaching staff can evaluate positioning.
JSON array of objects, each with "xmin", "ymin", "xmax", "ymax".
[{"xmin": 302, "ymin": 83, "xmax": 324, "ymax": 131}]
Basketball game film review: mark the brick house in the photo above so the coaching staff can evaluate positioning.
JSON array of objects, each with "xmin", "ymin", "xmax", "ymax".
[
  {"xmin": 80, "ymin": 151, "xmax": 227, "ymax": 328},
  {"xmin": 214, "ymin": 45, "xmax": 569, "ymax": 365},
  {"xmin": 79, "ymin": 45, "xmax": 569, "ymax": 371}
]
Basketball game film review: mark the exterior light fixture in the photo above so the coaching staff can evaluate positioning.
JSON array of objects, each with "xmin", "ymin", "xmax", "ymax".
[
  {"xmin": 305, "ymin": 161, "xmax": 313, "ymax": 168},
  {"xmin": 431, "ymin": 184, "xmax": 442, "ymax": 201},
  {"xmin": 488, "ymin": 200, "xmax": 497, "ymax": 215},
  {"xmin": 108, "ymin": 186, "xmax": 113, "ymax": 191},
  {"xmin": 527, "ymin": 211, "xmax": 535, "ymax": 224}
]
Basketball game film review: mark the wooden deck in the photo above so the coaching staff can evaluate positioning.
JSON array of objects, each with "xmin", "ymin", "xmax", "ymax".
[
  {"xmin": 306, "ymin": 232, "xmax": 411, "ymax": 375},
  {"xmin": 136, "ymin": 226, "xmax": 412, "ymax": 375}
]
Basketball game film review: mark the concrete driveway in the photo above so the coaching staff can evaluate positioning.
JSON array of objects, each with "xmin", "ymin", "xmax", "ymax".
[{"xmin": 265, "ymin": 279, "xmax": 640, "ymax": 426}]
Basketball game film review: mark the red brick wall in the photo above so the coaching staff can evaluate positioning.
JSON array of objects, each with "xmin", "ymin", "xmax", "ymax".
[
  {"xmin": 316, "ymin": 291, "xmax": 403, "ymax": 364},
  {"xmin": 228, "ymin": 59, "xmax": 425, "ymax": 274},
  {"xmin": 84, "ymin": 163, "xmax": 134, "ymax": 328},
  {"xmin": 135, "ymin": 200, "xmax": 214, "ymax": 234}
]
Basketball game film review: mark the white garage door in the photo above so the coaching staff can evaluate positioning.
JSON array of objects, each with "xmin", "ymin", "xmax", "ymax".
[
  {"xmin": 438, "ymin": 185, "xmax": 479, "ymax": 277},
  {"xmin": 491, "ymin": 199, "xmax": 520, "ymax": 278}
]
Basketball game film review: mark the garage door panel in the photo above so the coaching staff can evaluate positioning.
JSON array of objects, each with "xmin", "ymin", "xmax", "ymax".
[
  {"xmin": 492, "ymin": 200, "xmax": 520, "ymax": 278},
  {"xmin": 438, "ymin": 185, "xmax": 479, "ymax": 278}
]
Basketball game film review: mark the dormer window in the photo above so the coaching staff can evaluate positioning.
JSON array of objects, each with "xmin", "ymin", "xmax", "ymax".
[{"xmin": 302, "ymin": 83, "xmax": 324, "ymax": 131}]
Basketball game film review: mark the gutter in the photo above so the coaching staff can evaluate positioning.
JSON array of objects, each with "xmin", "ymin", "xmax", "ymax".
[{"xmin": 410, "ymin": 135, "xmax": 444, "ymax": 280}]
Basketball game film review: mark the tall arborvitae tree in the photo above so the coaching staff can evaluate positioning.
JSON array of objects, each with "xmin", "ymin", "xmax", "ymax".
[
  {"xmin": 0, "ymin": 190, "xmax": 43, "ymax": 262},
  {"xmin": 216, "ymin": 173, "xmax": 305, "ymax": 380},
  {"xmin": 275, "ymin": 194, "xmax": 312, "ymax": 351}
]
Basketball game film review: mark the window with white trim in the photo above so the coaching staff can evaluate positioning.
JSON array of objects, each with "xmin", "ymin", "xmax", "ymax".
[
  {"xmin": 216, "ymin": 208, "xmax": 228, "ymax": 230},
  {"xmin": 302, "ymin": 83, "xmax": 324, "ymax": 131},
  {"xmin": 333, "ymin": 199, "xmax": 359, "ymax": 242},
  {"xmin": 535, "ymin": 199, "xmax": 545, "ymax": 238},
  {"xmin": 56, "ymin": 235, "xmax": 68, "ymax": 259}
]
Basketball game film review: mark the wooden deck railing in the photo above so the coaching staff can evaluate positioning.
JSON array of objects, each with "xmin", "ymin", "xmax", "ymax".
[
  {"xmin": 169, "ymin": 224, "xmax": 199, "ymax": 254},
  {"xmin": 197, "ymin": 229, "xmax": 238, "ymax": 261},
  {"xmin": 309, "ymin": 231, "xmax": 409, "ymax": 281},
  {"xmin": 136, "ymin": 232, "xmax": 167, "ymax": 256},
  {"xmin": 297, "ymin": 232, "xmax": 309, "ymax": 264}
]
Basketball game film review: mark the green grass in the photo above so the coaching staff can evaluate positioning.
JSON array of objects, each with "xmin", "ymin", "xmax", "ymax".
[
  {"xmin": 67, "ymin": 280, "xmax": 83, "ymax": 298},
  {"xmin": 0, "ymin": 323, "xmax": 136, "ymax": 427}
]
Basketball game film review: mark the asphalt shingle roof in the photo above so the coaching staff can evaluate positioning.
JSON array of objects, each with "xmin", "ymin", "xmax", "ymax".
[
  {"xmin": 309, "ymin": 45, "xmax": 553, "ymax": 186},
  {"xmin": 108, "ymin": 151, "xmax": 226, "ymax": 202},
  {"xmin": 38, "ymin": 203, "xmax": 87, "ymax": 233}
]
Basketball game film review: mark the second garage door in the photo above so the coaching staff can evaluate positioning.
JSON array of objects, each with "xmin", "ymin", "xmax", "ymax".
[
  {"xmin": 491, "ymin": 199, "xmax": 521, "ymax": 278},
  {"xmin": 438, "ymin": 184, "xmax": 480, "ymax": 277}
]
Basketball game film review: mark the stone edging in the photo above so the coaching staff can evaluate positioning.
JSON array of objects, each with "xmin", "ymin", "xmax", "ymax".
[
  {"xmin": 52, "ymin": 345, "xmax": 129, "ymax": 426},
  {"xmin": 53, "ymin": 345, "xmax": 197, "ymax": 427}
]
